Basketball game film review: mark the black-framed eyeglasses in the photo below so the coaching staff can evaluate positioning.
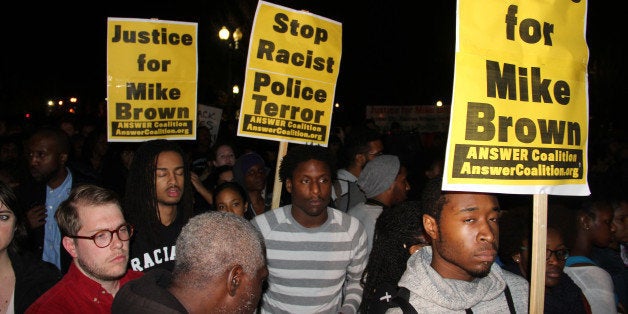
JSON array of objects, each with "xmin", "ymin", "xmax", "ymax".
[
  {"xmin": 67, "ymin": 223, "xmax": 134, "ymax": 248},
  {"xmin": 520, "ymin": 246, "xmax": 570, "ymax": 261},
  {"xmin": 546, "ymin": 248, "xmax": 569, "ymax": 261}
]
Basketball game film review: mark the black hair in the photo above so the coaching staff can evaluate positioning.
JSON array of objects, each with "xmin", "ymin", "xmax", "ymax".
[
  {"xmin": 338, "ymin": 128, "xmax": 382, "ymax": 168},
  {"xmin": 548, "ymin": 195, "xmax": 610, "ymax": 250},
  {"xmin": 212, "ymin": 181, "xmax": 248, "ymax": 208},
  {"xmin": 0, "ymin": 180, "xmax": 27, "ymax": 254},
  {"xmin": 420, "ymin": 176, "xmax": 447, "ymax": 223},
  {"xmin": 123, "ymin": 139, "xmax": 194, "ymax": 245},
  {"xmin": 204, "ymin": 165, "xmax": 233, "ymax": 188},
  {"xmin": 359, "ymin": 200, "xmax": 426, "ymax": 313},
  {"xmin": 497, "ymin": 204, "xmax": 532, "ymax": 267},
  {"xmin": 30, "ymin": 126, "xmax": 71, "ymax": 155},
  {"xmin": 278, "ymin": 144, "xmax": 336, "ymax": 183}
]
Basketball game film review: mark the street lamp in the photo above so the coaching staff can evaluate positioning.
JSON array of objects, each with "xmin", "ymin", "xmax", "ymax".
[
  {"xmin": 232, "ymin": 28, "xmax": 243, "ymax": 49},
  {"xmin": 219, "ymin": 26, "xmax": 243, "ymax": 49},
  {"xmin": 219, "ymin": 26, "xmax": 230, "ymax": 41},
  {"xmin": 218, "ymin": 26, "xmax": 245, "ymax": 105}
]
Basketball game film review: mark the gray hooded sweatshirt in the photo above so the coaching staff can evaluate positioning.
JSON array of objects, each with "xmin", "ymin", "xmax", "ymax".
[{"xmin": 388, "ymin": 246, "xmax": 529, "ymax": 313}]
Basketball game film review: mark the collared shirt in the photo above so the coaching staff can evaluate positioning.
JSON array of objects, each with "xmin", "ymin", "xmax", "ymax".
[
  {"xmin": 43, "ymin": 170, "xmax": 72, "ymax": 269},
  {"xmin": 26, "ymin": 263, "xmax": 144, "ymax": 314}
]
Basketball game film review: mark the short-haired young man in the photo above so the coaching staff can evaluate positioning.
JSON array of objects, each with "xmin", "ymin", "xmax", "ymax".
[
  {"xmin": 388, "ymin": 177, "xmax": 529, "ymax": 313},
  {"xmin": 333, "ymin": 128, "xmax": 384, "ymax": 212},
  {"xmin": 27, "ymin": 185, "xmax": 143, "ymax": 313},
  {"xmin": 251, "ymin": 144, "xmax": 368, "ymax": 314}
]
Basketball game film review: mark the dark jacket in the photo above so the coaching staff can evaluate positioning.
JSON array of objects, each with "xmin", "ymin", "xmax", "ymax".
[
  {"xmin": 111, "ymin": 268, "xmax": 187, "ymax": 314},
  {"xmin": 501, "ymin": 261, "xmax": 590, "ymax": 314},
  {"xmin": 14, "ymin": 168, "xmax": 94, "ymax": 273},
  {"xmin": 10, "ymin": 249, "xmax": 62, "ymax": 313}
]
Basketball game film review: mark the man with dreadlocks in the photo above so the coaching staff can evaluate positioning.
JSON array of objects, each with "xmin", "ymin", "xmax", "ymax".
[
  {"xmin": 251, "ymin": 144, "xmax": 368, "ymax": 314},
  {"xmin": 124, "ymin": 139, "xmax": 194, "ymax": 272}
]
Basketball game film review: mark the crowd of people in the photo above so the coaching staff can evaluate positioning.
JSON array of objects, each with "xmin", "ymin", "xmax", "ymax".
[{"xmin": 0, "ymin": 112, "xmax": 627, "ymax": 313}]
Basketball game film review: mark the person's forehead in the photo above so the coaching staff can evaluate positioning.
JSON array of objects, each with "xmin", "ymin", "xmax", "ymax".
[
  {"xmin": 294, "ymin": 159, "xmax": 330, "ymax": 173},
  {"xmin": 217, "ymin": 189, "xmax": 242, "ymax": 200},
  {"xmin": 77, "ymin": 203, "xmax": 124, "ymax": 230},
  {"xmin": 29, "ymin": 135, "xmax": 56, "ymax": 147},
  {"xmin": 217, "ymin": 146, "xmax": 234, "ymax": 155},
  {"xmin": 247, "ymin": 163, "xmax": 265, "ymax": 170},
  {"xmin": 157, "ymin": 151, "xmax": 183, "ymax": 163},
  {"xmin": 367, "ymin": 140, "xmax": 383, "ymax": 150},
  {"xmin": 219, "ymin": 170, "xmax": 233, "ymax": 177},
  {"xmin": 0, "ymin": 203, "xmax": 14, "ymax": 214},
  {"xmin": 444, "ymin": 192, "xmax": 498, "ymax": 210},
  {"xmin": 616, "ymin": 202, "xmax": 628, "ymax": 216}
]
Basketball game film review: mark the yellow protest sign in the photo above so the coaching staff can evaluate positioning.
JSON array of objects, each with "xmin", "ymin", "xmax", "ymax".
[
  {"xmin": 107, "ymin": 17, "xmax": 198, "ymax": 141},
  {"xmin": 443, "ymin": 0, "xmax": 590, "ymax": 195},
  {"xmin": 237, "ymin": 1, "xmax": 342, "ymax": 146}
]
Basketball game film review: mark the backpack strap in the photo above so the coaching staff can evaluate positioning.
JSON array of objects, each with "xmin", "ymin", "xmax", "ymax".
[
  {"xmin": 390, "ymin": 287, "xmax": 418, "ymax": 314},
  {"xmin": 465, "ymin": 285, "xmax": 515, "ymax": 314},
  {"xmin": 345, "ymin": 182, "xmax": 352, "ymax": 211},
  {"xmin": 504, "ymin": 285, "xmax": 516, "ymax": 314}
]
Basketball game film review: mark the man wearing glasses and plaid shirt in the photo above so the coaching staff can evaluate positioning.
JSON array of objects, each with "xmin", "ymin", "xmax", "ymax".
[{"xmin": 26, "ymin": 184, "xmax": 143, "ymax": 313}]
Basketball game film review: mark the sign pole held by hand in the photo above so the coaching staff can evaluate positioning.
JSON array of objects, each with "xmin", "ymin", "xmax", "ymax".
[{"xmin": 272, "ymin": 141, "xmax": 289, "ymax": 209}]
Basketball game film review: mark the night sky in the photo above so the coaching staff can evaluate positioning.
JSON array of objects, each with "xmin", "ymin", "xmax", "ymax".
[{"xmin": 1, "ymin": 1, "xmax": 624, "ymax": 131}]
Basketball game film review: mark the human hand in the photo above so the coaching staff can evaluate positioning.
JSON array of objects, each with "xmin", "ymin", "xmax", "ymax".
[
  {"xmin": 190, "ymin": 172, "xmax": 213, "ymax": 204},
  {"xmin": 190, "ymin": 172, "xmax": 203, "ymax": 190},
  {"xmin": 26, "ymin": 204, "xmax": 46, "ymax": 229}
]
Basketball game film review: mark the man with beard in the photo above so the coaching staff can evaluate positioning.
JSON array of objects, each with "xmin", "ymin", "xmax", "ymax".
[
  {"xmin": 124, "ymin": 140, "xmax": 194, "ymax": 272},
  {"xmin": 251, "ymin": 144, "xmax": 368, "ymax": 314},
  {"xmin": 388, "ymin": 177, "xmax": 529, "ymax": 313},
  {"xmin": 26, "ymin": 185, "xmax": 143, "ymax": 313},
  {"xmin": 16, "ymin": 126, "xmax": 94, "ymax": 273},
  {"xmin": 111, "ymin": 211, "xmax": 268, "ymax": 314}
]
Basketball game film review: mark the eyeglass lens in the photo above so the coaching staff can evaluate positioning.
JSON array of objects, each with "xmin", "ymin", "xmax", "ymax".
[
  {"xmin": 94, "ymin": 224, "xmax": 133, "ymax": 248},
  {"xmin": 546, "ymin": 248, "xmax": 569, "ymax": 261}
]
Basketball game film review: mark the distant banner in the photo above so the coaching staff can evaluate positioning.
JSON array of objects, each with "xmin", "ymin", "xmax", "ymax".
[
  {"xmin": 197, "ymin": 104, "xmax": 222, "ymax": 144},
  {"xmin": 365, "ymin": 105, "xmax": 451, "ymax": 132},
  {"xmin": 442, "ymin": 0, "xmax": 590, "ymax": 195},
  {"xmin": 107, "ymin": 17, "xmax": 198, "ymax": 141},
  {"xmin": 236, "ymin": 1, "xmax": 342, "ymax": 146}
]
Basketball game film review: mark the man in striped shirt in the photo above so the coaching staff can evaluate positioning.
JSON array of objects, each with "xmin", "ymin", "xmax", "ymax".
[{"xmin": 251, "ymin": 144, "xmax": 368, "ymax": 314}]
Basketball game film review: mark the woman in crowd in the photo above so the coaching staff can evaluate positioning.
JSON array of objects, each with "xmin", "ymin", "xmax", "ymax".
[
  {"xmin": 0, "ymin": 181, "xmax": 62, "ymax": 313},
  {"xmin": 499, "ymin": 204, "xmax": 591, "ymax": 313},
  {"xmin": 212, "ymin": 181, "xmax": 249, "ymax": 218},
  {"xmin": 550, "ymin": 197, "xmax": 622, "ymax": 313}
]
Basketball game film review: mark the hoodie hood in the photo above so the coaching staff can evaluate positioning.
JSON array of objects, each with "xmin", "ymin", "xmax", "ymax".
[{"xmin": 397, "ymin": 246, "xmax": 507, "ymax": 311}]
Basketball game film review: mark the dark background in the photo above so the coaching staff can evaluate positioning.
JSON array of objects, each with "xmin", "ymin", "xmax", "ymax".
[{"xmin": 1, "ymin": 1, "xmax": 625, "ymax": 135}]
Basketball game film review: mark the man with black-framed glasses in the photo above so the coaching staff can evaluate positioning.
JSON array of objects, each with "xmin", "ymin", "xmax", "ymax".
[{"xmin": 26, "ymin": 184, "xmax": 143, "ymax": 313}]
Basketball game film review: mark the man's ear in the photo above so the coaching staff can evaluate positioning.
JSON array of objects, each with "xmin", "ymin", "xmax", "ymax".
[
  {"xmin": 578, "ymin": 212, "xmax": 592, "ymax": 231},
  {"xmin": 423, "ymin": 214, "xmax": 438, "ymax": 240},
  {"xmin": 62, "ymin": 237, "xmax": 78, "ymax": 258},
  {"xmin": 59, "ymin": 152, "xmax": 69, "ymax": 166},
  {"xmin": 512, "ymin": 252, "xmax": 522, "ymax": 264},
  {"xmin": 285, "ymin": 178, "xmax": 293, "ymax": 193},
  {"xmin": 227, "ymin": 265, "xmax": 244, "ymax": 296}
]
